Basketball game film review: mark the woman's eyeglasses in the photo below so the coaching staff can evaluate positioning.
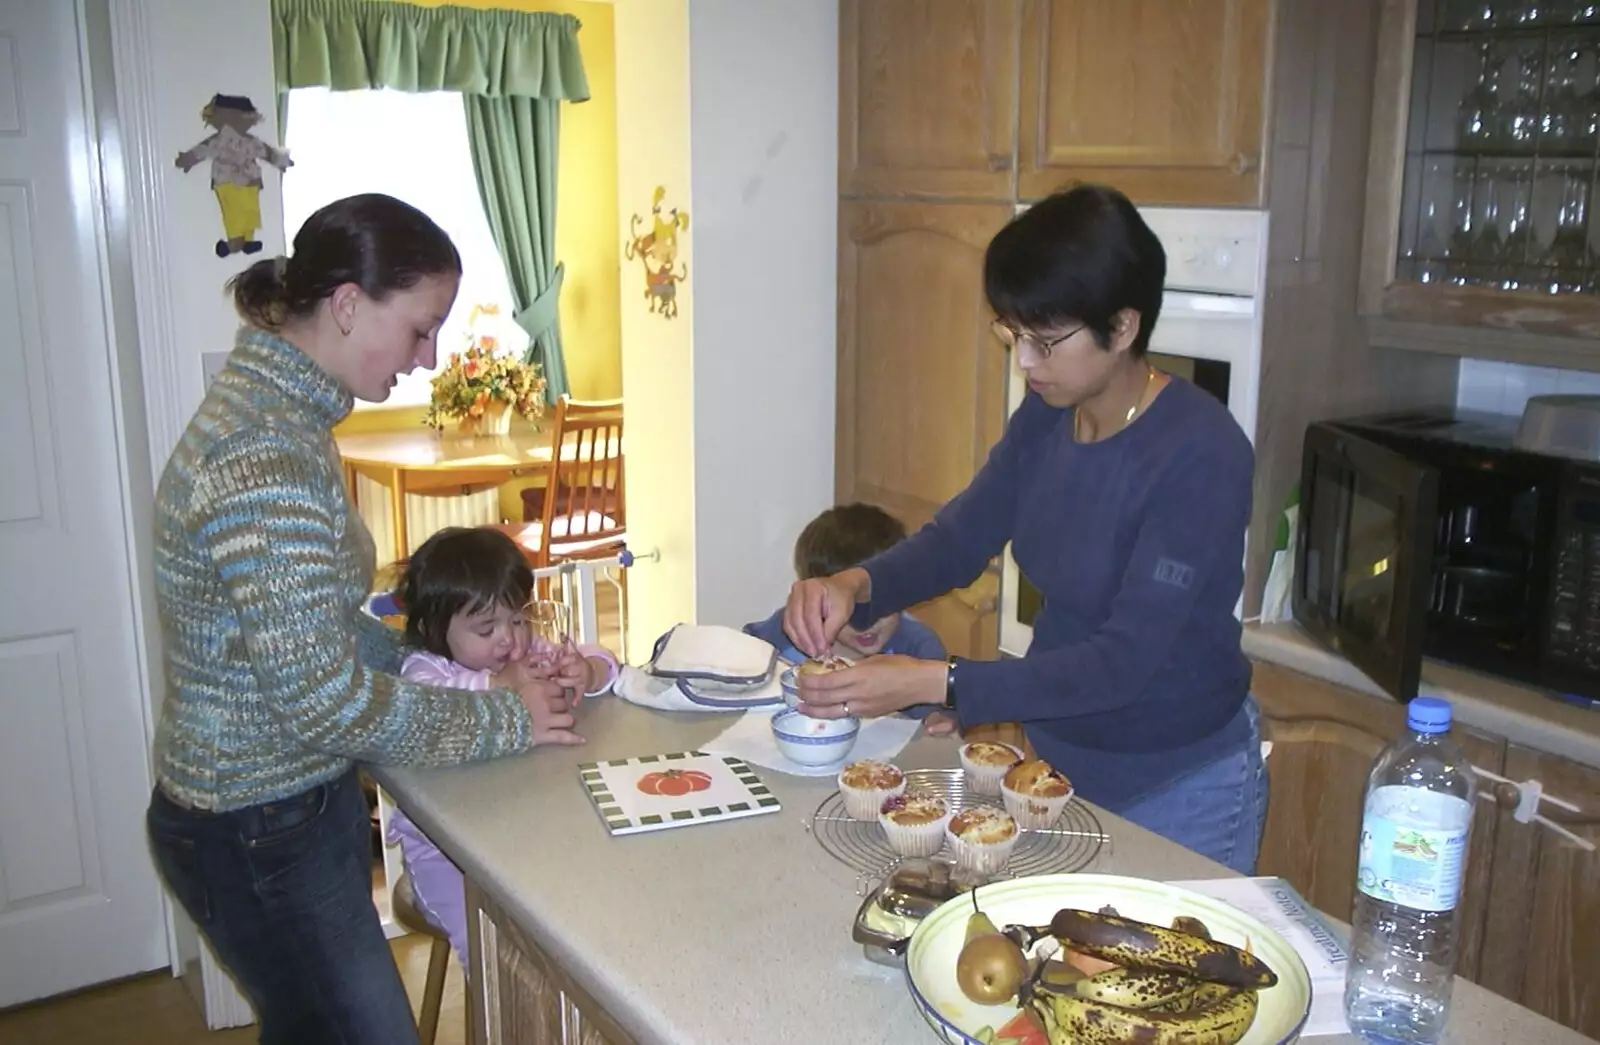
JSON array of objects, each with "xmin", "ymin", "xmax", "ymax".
[{"xmin": 990, "ymin": 319, "xmax": 1085, "ymax": 361}]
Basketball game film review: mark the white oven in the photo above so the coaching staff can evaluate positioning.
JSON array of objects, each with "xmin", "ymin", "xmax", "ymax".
[{"xmin": 997, "ymin": 206, "xmax": 1269, "ymax": 658}]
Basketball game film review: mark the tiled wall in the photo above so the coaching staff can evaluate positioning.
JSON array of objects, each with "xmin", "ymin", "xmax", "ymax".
[{"xmin": 1456, "ymin": 358, "xmax": 1600, "ymax": 415}]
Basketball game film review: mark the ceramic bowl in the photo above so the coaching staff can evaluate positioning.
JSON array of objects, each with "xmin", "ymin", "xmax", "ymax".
[
  {"xmin": 770, "ymin": 708, "xmax": 860, "ymax": 767},
  {"xmin": 904, "ymin": 873, "xmax": 1312, "ymax": 1045},
  {"xmin": 780, "ymin": 666, "xmax": 802, "ymax": 708}
]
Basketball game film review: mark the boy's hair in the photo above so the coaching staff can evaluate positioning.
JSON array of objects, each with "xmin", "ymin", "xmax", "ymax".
[
  {"xmin": 793, "ymin": 503, "xmax": 907, "ymax": 580},
  {"xmin": 399, "ymin": 527, "xmax": 533, "ymax": 657}
]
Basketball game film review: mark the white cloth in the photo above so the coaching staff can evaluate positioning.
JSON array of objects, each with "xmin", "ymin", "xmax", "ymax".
[
  {"xmin": 649, "ymin": 623, "xmax": 776, "ymax": 683},
  {"xmin": 612, "ymin": 666, "xmax": 726, "ymax": 713},
  {"xmin": 700, "ymin": 706, "xmax": 922, "ymax": 778}
]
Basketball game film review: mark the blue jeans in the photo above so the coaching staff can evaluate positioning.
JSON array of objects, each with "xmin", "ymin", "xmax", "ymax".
[
  {"xmin": 1117, "ymin": 697, "xmax": 1268, "ymax": 875},
  {"xmin": 146, "ymin": 770, "xmax": 419, "ymax": 1045}
]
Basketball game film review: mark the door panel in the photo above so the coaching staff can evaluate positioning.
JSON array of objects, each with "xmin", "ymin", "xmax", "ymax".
[{"xmin": 0, "ymin": 0, "xmax": 167, "ymax": 1004}]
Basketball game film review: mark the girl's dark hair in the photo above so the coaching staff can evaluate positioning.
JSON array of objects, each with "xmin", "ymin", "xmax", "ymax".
[
  {"xmin": 984, "ymin": 183, "xmax": 1166, "ymax": 357},
  {"xmin": 793, "ymin": 503, "xmax": 908, "ymax": 580},
  {"xmin": 399, "ymin": 527, "xmax": 533, "ymax": 657},
  {"xmin": 227, "ymin": 193, "xmax": 462, "ymax": 332}
]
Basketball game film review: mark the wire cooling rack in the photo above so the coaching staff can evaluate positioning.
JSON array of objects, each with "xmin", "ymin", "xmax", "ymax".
[{"xmin": 804, "ymin": 767, "xmax": 1109, "ymax": 889}]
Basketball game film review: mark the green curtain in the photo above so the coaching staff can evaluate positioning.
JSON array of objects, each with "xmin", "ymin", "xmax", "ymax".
[
  {"xmin": 466, "ymin": 96, "xmax": 570, "ymax": 401},
  {"xmin": 272, "ymin": 0, "xmax": 590, "ymax": 101},
  {"xmin": 271, "ymin": 0, "xmax": 589, "ymax": 401}
]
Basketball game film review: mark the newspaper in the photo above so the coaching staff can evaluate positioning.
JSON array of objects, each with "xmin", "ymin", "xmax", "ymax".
[{"xmin": 1167, "ymin": 876, "xmax": 1352, "ymax": 1038}]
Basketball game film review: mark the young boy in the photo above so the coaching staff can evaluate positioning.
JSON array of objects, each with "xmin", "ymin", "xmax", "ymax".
[{"xmin": 745, "ymin": 503, "xmax": 954, "ymax": 733}]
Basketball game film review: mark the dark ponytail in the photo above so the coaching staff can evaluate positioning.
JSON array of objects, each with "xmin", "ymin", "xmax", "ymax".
[{"xmin": 226, "ymin": 193, "xmax": 462, "ymax": 332}]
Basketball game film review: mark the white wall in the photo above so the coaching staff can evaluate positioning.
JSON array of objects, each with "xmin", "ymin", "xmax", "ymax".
[
  {"xmin": 127, "ymin": 0, "xmax": 287, "ymax": 471},
  {"xmin": 616, "ymin": 0, "xmax": 837, "ymax": 660},
  {"xmin": 686, "ymin": 0, "xmax": 837, "ymax": 631},
  {"xmin": 1456, "ymin": 358, "xmax": 1600, "ymax": 416}
]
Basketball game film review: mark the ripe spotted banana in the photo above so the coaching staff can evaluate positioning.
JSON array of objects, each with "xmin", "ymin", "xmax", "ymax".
[
  {"xmin": 1049, "ymin": 908, "xmax": 1279, "ymax": 989},
  {"xmin": 1071, "ymin": 968, "xmax": 1203, "ymax": 1010},
  {"xmin": 1034, "ymin": 982, "xmax": 1260, "ymax": 1045}
]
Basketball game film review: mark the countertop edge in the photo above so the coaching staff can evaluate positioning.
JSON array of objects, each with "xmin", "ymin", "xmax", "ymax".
[{"xmin": 1243, "ymin": 623, "xmax": 1600, "ymax": 771}]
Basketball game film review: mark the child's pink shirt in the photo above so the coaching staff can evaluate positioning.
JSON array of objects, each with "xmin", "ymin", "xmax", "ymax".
[{"xmin": 387, "ymin": 641, "xmax": 618, "ymax": 966}]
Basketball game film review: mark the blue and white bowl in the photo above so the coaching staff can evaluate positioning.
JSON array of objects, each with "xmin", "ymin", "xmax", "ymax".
[
  {"xmin": 780, "ymin": 666, "xmax": 802, "ymax": 708},
  {"xmin": 770, "ymin": 708, "xmax": 860, "ymax": 767}
]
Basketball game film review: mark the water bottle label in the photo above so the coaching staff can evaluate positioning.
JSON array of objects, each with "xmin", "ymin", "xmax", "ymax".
[{"xmin": 1356, "ymin": 785, "xmax": 1472, "ymax": 913}]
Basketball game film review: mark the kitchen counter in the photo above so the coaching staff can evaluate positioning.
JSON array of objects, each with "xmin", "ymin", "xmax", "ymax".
[
  {"xmin": 1245, "ymin": 622, "xmax": 1600, "ymax": 772},
  {"xmin": 375, "ymin": 696, "xmax": 1592, "ymax": 1045}
]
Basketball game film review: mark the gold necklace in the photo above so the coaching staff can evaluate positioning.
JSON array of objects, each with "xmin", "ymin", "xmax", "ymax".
[{"xmin": 1075, "ymin": 365, "xmax": 1157, "ymax": 443}]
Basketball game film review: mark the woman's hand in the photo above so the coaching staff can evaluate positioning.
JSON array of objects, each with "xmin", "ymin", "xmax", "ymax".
[
  {"xmin": 783, "ymin": 567, "xmax": 870, "ymax": 658},
  {"xmin": 517, "ymin": 678, "xmax": 585, "ymax": 746},
  {"xmin": 796, "ymin": 654, "xmax": 946, "ymax": 720}
]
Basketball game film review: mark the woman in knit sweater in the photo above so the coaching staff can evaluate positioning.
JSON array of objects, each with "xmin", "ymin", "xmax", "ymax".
[{"xmin": 145, "ymin": 193, "xmax": 579, "ymax": 1045}]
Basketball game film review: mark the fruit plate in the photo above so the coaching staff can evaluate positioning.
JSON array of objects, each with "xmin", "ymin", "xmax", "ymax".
[{"xmin": 904, "ymin": 873, "xmax": 1312, "ymax": 1045}]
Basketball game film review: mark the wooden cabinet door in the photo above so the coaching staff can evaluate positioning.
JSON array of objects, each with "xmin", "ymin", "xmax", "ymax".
[
  {"xmin": 468, "ymin": 881, "xmax": 636, "ymax": 1045},
  {"xmin": 1249, "ymin": 662, "xmax": 1504, "ymax": 984},
  {"xmin": 837, "ymin": 199, "xmax": 1012, "ymax": 659},
  {"xmin": 1477, "ymin": 745, "xmax": 1600, "ymax": 1037},
  {"xmin": 1017, "ymin": 0, "xmax": 1271, "ymax": 205},
  {"xmin": 840, "ymin": 0, "xmax": 1020, "ymax": 200}
]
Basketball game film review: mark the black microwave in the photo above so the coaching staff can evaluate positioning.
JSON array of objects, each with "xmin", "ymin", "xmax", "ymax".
[{"xmin": 1294, "ymin": 408, "xmax": 1600, "ymax": 708}]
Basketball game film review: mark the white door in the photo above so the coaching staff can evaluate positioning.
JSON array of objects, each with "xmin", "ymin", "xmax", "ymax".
[{"xmin": 0, "ymin": 0, "xmax": 168, "ymax": 1005}]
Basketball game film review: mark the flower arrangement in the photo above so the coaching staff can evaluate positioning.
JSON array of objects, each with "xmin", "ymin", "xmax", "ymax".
[{"xmin": 422, "ymin": 303, "xmax": 546, "ymax": 434}]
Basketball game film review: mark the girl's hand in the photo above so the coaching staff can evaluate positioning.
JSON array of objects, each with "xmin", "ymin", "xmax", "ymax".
[
  {"xmin": 493, "ymin": 655, "xmax": 556, "ymax": 691},
  {"xmin": 783, "ymin": 567, "xmax": 869, "ymax": 659},
  {"xmin": 518, "ymin": 679, "xmax": 584, "ymax": 746},
  {"xmin": 795, "ymin": 654, "xmax": 945, "ymax": 720},
  {"xmin": 550, "ymin": 644, "xmax": 589, "ymax": 706},
  {"xmin": 922, "ymin": 710, "xmax": 960, "ymax": 737}
]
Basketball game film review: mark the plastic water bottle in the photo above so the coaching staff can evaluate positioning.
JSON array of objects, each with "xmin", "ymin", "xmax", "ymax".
[{"xmin": 1344, "ymin": 696, "xmax": 1478, "ymax": 1044}]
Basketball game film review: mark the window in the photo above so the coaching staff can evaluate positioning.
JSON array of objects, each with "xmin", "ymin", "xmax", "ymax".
[{"xmin": 280, "ymin": 88, "xmax": 528, "ymax": 409}]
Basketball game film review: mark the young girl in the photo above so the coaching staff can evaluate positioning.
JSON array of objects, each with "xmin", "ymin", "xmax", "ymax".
[{"xmin": 387, "ymin": 526, "xmax": 619, "ymax": 966}]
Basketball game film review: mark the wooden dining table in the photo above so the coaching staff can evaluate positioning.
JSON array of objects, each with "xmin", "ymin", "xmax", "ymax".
[{"xmin": 335, "ymin": 428, "xmax": 557, "ymax": 558}]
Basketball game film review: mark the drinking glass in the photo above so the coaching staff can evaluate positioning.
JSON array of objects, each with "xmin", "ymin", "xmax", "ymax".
[
  {"xmin": 1473, "ymin": 162, "xmax": 1506, "ymax": 266},
  {"xmin": 1497, "ymin": 41, "xmax": 1545, "ymax": 155},
  {"xmin": 525, "ymin": 598, "xmax": 572, "ymax": 668},
  {"xmin": 1448, "ymin": 163, "xmax": 1481, "ymax": 284},
  {"xmin": 1458, "ymin": 42, "xmax": 1504, "ymax": 152},
  {"xmin": 1493, "ymin": 161, "xmax": 1537, "ymax": 287},
  {"xmin": 1540, "ymin": 163, "xmax": 1594, "ymax": 282},
  {"xmin": 1541, "ymin": 39, "xmax": 1585, "ymax": 155},
  {"xmin": 1443, "ymin": 0, "xmax": 1500, "ymax": 30}
]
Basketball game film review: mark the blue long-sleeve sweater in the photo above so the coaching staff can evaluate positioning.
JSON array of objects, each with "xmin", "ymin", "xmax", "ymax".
[{"xmin": 853, "ymin": 378, "xmax": 1254, "ymax": 809}]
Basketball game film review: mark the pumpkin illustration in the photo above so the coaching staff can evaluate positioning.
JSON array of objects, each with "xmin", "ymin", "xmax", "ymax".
[{"xmin": 636, "ymin": 769, "xmax": 713, "ymax": 797}]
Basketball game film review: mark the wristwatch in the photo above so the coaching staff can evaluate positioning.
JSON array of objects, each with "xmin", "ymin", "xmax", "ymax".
[{"xmin": 943, "ymin": 657, "xmax": 959, "ymax": 710}]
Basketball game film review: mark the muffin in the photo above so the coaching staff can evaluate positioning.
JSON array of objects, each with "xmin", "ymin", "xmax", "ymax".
[
  {"xmin": 959, "ymin": 741, "xmax": 1024, "ymax": 797},
  {"xmin": 1000, "ymin": 758, "xmax": 1074, "ymax": 829},
  {"xmin": 878, "ymin": 790, "xmax": 952, "ymax": 858},
  {"xmin": 945, "ymin": 806, "xmax": 1020, "ymax": 879},
  {"xmin": 796, "ymin": 655, "xmax": 851, "ymax": 677},
  {"xmin": 837, "ymin": 759, "xmax": 906, "ymax": 821}
]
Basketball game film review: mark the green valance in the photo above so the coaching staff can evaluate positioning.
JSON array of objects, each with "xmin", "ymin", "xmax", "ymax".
[{"xmin": 271, "ymin": 0, "xmax": 590, "ymax": 101}]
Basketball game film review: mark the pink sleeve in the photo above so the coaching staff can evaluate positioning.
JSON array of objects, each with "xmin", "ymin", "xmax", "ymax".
[
  {"xmin": 577, "ymin": 644, "xmax": 620, "ymax": 696},
  {"xmin": 400, "ymin": 651, "xmax": 493, "ymax": 691}
]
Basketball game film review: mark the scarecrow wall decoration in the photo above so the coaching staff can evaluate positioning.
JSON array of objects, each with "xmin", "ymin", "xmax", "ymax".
[
  {"xmin": 624, "ymin": 185, "xmax": 689, "ymax": 319},
  {"xmin": 175, "ymin": 94, "xmax": 293, "ymax": 258}
]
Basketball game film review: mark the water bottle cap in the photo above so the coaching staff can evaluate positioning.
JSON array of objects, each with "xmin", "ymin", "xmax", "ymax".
[{"xmin": 1408, "ymin": 696, "xmax": 1452, "ymax": 733}]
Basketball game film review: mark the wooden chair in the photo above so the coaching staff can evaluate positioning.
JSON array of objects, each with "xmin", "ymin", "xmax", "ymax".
[
  {"xmin": 499, "ymin": 396, "xmax": 626, "ymax": 572},
  {"xmin": 390, "ymin": 872, "xmax": 452, "ymax": 1045}
]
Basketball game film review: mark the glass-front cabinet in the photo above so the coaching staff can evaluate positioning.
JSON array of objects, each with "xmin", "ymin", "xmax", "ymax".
[{"xmin": 1362, "ymin": 0, "xmax": 1600, "ymax": 342}]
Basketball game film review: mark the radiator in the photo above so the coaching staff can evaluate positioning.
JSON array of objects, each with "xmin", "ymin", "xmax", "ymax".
[{"xmin": 354, "ymin": 474, "xmax": 503, "ymax": 564}]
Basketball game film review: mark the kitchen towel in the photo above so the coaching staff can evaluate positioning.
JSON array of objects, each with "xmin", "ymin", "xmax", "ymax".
[{"xmin": 700, "ymin": 706, "xmax": 922, "ymax": 778}]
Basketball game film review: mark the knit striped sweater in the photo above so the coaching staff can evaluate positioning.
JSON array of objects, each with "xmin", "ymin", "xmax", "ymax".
[{"xmin": 151, "ymin": 328, "xmax": 533, "ymax": 812}]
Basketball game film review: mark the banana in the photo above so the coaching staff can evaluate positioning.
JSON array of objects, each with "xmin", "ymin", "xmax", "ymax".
[
  {"xmin": 1048, "ymin": 908, "xmax": 1279, "ymax": 989},
  {"xmin": 1035, "ymin": 982, "xmax": 1260, "ymax": 1045},
  {"xmin": 1071, "ymin": 968, "xmax": 1204, "ymax": 1010}
]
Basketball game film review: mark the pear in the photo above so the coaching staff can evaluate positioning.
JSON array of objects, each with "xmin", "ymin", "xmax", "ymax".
[
  {"xmin": 956, "ymin": 933, "xmax": 1029, "ymax": 1005},
  {"xmin": 965, "ymin": 907, "xmax": 1000, "ymax": 944}
]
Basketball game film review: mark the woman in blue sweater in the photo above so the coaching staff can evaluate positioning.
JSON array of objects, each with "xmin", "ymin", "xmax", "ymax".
[{"xmin": 789, "ymin": 184, "xmax": 1266, "ymax": 874}]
